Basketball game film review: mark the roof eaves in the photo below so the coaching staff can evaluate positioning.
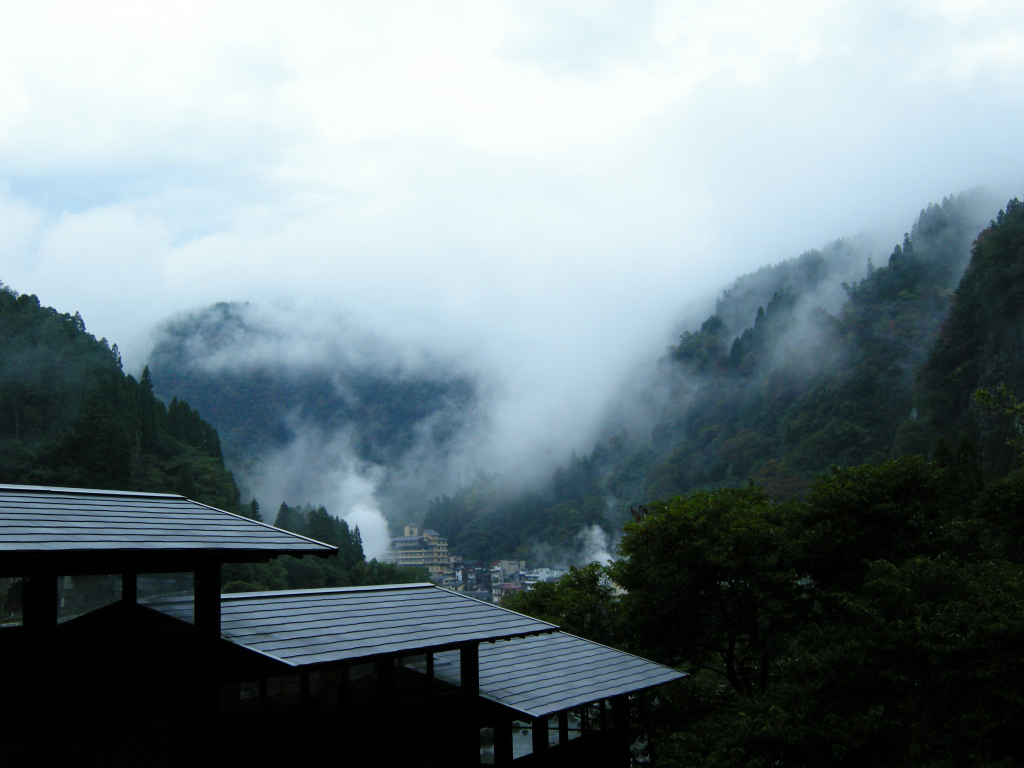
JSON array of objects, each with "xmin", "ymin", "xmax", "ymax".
[{"xmin": 185, "ymin": 499, "xmax": 337, "ymax": 555}]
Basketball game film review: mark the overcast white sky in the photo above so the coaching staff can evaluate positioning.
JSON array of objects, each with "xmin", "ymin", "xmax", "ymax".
[{"xmin": 2, "ymin": 0, "xmax": 1024, "ymax": 473}]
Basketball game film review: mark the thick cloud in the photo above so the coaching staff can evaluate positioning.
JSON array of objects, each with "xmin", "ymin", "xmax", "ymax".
[{"xmin": 1, "ymin": 1, "xmax": 1023, "ymax": 500}]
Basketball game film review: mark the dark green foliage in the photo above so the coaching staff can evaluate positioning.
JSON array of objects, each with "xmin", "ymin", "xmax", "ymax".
[
  {"xmin": 423, "ymin": 456, "xmax": 608, "ymax": 561},
  {"xmin": 427, "ymin": 192, "xmax": 993, "ymax": 560},
  {"xmin": 500, "ymin": 563, "xmax": 618, "ymax": 645},
  {"xmin": 614, "ymin": 488, "xmax": 806, "ymax": 694},
  {"xmin": 0, "ymin": 284, "xmax": 421, "ymax": 594},
  {"xmin": 146, "ymin": 301, "xmax": 476, "ymax": 470},
  {"xmin": 0, "ymin": 285, "xmax": 240, "ymax": 509},
  {"xmin": 246, "ymin": 498, "xmax": 263, "ymax": 522},
  {"xmin": 920, "ymin": 198, "xmax": 1024, "ymax": 473},
  {"xmin": 509, "ymin": 455, "xmax": 1024, "ymax": 767},
  {"xmin": 222, "ymin": 501, "xmax": 428, "ymax": 592},
  {"xmin": 655, "ymin": 196, "xmax": 982, "ymax": 498}
]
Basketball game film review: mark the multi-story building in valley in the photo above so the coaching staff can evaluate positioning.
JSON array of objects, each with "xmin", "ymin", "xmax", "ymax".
[{"xmin": 384, "ymin": 524, "xmax": 450, "ymax": 579}]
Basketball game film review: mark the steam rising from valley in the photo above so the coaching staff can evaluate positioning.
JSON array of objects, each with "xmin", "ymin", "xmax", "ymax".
[
  {"xmin": 145, "ymin": 189, "xmax": 999, "ymax": 562},
  {"xmin": 1, "ymin": 1, "xmax": 1023, "ymax": 562}
]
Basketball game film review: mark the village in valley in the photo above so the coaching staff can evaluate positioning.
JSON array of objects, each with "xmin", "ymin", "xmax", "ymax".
[{"xmin": 382, "ymin": 524, "xmax": 570, "ymax": 604}]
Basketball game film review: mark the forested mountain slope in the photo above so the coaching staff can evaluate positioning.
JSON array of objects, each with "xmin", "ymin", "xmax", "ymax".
[
  {"xmin": 0, "ymin": 283, "xmax": 424, "ymax": 592},
  {"xmin": 499, "ymin": 193, "xmax": 1024, "ymax": 766},
  {"xmin": 0, "ymin": 283, "xmax": 240, "ymax": 510},
  {"xmin": 920, "ymin": 197, "xmax": 1024, "ymax": 474},
  {"xmin": 648, "ymin": 192, "xmax": 986, "ymax": 498},
  {"xmin": 427, "ymin": 191, "xmax": 1000, "ymax": 562},
  {"xmin": 147, "ymin": 301, "xmax": 477, "ymax": 474}
]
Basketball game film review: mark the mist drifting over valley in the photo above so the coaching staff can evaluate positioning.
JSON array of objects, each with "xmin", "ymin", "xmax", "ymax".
[
  {"xmin": 142, "ymin": 188, "xmax": 999, "ymax": 561},
  {"xmin": 2, "ymin": 2, "xmax": 1024, "ymax": 558}
]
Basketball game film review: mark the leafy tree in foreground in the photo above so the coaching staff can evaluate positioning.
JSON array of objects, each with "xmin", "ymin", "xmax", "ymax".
[
  {"xmin": 509, "ymin": 456, "xmax": 1024, "ymax": 767},
  {"xmin": 501, "ymin": 562, "xmax": 618, "ymax": 646},
  {"xmin": 613, "ymin": 487, "xmax": 805, "ymax": 696}
]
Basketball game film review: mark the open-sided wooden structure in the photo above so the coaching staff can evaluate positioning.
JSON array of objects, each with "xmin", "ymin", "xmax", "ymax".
[{"xmin": 0, "ymin": 484, "xmax": 683, "ymax": 766}]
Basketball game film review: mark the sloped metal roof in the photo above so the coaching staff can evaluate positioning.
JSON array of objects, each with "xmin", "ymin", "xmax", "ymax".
[
  {"xmin": 443, "ymin": 632, "xmax": 685, "ymax": 718},
  {"xmin": 208, "ymin": 584, "xmax": 557, "ymax": 666},
  {"xmin": 0, "ymin": 484, "xmax": 334, "ymax": 556}
]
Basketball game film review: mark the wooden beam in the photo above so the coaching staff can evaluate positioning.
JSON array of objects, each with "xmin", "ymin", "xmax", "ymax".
[
  {"xmin": 23, "ymin": 572, "xmax": 57, "ymax": 633},
  {"xmin": 460, "ymin": 642, "xmax": 479, "ymax": 695},
  {"xmin": 121, "ymin": 570, "xmax": 137, "ymax": 635},
  {"xmin": 121, "ymin": 570, "xmax": 137, "ymax": 604},
  {"xmin": 611, "ymin": 694, "xmax": 631, "ymax": 763},
  {"xmin": 194, "ymin": 562, "xmax": 220, "ymax": 638},
  {"xmin": 532, "ymin": 715, "xmax": 549, "ymax": 753},
  {"xmin": 494, "ymin": 716, "xmax": 513, "ymax": 766},
  {"xmin": 460, "ymin": 643, "xmax": 481, "ymax": 766}
]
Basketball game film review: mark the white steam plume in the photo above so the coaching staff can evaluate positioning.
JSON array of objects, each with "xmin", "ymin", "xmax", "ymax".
[
  {"xmin": 246, "ymin": 421, "xmax": 392, "ymax": 560},
  {"xmin": 577, "ymin": 524, "xmax": 614, "ymax": 566}
]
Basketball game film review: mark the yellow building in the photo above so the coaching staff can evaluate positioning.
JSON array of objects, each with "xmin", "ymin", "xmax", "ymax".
[{"xmin": 384, "ymin": 524, "xmax": 450, "ymax": 579}]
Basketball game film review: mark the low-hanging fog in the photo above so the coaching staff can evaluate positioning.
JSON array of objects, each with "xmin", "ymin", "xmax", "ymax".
[{"xmin": 2, "ymin": 2, "xmax": 1024, "ymax": 556}]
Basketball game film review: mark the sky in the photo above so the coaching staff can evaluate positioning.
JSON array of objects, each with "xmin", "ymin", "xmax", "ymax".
[{"xmin": 2, "ymin": 1, "xmax": 1024, "ymax": 548}]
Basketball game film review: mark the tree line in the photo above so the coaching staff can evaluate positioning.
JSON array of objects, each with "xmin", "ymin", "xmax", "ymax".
[
  {"xmin": 222, "ymin": 501, "xmax": 427, "ymax": 592},
  {"xmin": 0, "ymin": 282, "xmax": 421, "ymax": 592},
  {"xmin": 432, "ymin": 192, "xmax": 1016, "ymax": 563},
  {"xmin": 506, "ymin": 449, "xmax": 1024, "ymax": 766}
]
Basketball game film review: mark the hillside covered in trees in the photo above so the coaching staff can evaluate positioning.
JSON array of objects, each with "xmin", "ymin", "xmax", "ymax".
[
  {"xmin": 0, "ymin": 283, "xmax": 240, "ymax": 509},
  {"xmin": 505, "ymin": 453, "xmax": 1024, "ymax": 766},
  {"xmin": 499, "ymin": 194, "xmax": 1024, "ymax": 761},
  {"xmin": 498, "ymin": 191, "xmax": 1024, "ymax": 764},
  {"xmin": 426, "ymin": 191, "xmax": 1011, "ymax": 561},
  {"xmin": 0, "ymin": 282, "xmax": 421, "ymax": 591},
  {"xmin": 147, "ymin": 301, "xmax": 477, "ymax": 498}
]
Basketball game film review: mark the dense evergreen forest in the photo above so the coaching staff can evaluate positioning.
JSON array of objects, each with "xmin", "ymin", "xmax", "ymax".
[
  {"xmin": 501, "ymin": 195, "xmax": 1024, "ymax": 766},
  {"xmin": 223, "ymin": 500, "xmax": 426, "ymax": 592},
  {"xmin": 506, "ymin": 454, "xmax": 1024, "ymax": 766},
  {"xmin": 0, "ymin": 283, "xmax": 239, "ymax": 508},
  {"xmin": 4, "ymin": 192, "xmax": 1024, "ymax": 764},
  {"xmin": 426, "ymin": 192, "xmax": 1002, "ymax": 561},
  {"xmin": 0, "ymin": 283, "xmax": 420, "ymax": 591}
]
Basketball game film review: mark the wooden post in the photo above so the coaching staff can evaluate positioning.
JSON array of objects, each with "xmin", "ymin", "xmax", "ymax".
[
  {"xmin": 193, "ymin": 562, "xmax": 221, "ymax": 752},
  {"xmin": 494, "ymin": 715, "xmax": 513, "ymax": 766},
  {"xmin": 425, "ymin": 651, "xmax": 435, "ymax": 696},
  {"xmin": 378, "ymin": 658, "xmax": 397, "ymax": 764},
  {"xmin": 611, "ymin": 695, "xmax": 631, "ymax": 763},
  {"xmin": 194, "ymin": 562, "xmax": 221, "ymax": 639},
  {"xmin": 532, "ymin": 715, "xmax": 549, "ymax": 754},
  {"xmin": 460, "ymin": 643, "xmax": 481, "ymax": 765},
  {"xmin": 460, "ymin": 642, "xmax": 479, "ymax": 695},
  {"xmin": 24, "ymin": 571, "xmax": 58, "ymax": 633},
  {"xmin": 122, "ymin": 570, "xmax": 137, "ymax": 636},
  {"xmin": 559, "ymin": 710, "xmax": 569, "ymax": 743},
  {"xmin": 24, "ymin": 572, "xmax": 57, "ymax": 764},
  {"xmin": 122, "ymin": 570, "xmax": 137, "ymax": 604},
  {"xmin": 611, "ymin": 695, "xmax": 630, "ymax": 729},
  {"xmin": 300, "ymin": 669, "xmax": 310, "ymax": 712},
  {"xmin": 337, "ymin": 665, "xmax": 349, "ymax": 714}
]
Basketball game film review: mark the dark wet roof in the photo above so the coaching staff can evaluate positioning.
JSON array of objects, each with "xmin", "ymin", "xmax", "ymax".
[
  {"xmin": 439, "ymin": 632, "xmax": 685, "ymax": 718},
  {"xmin": 200, "ymin": 584, "xmax": 557, "ymax": 666},
  {"xmin": 0, "ymin": 484, "xmax": 335, "ymax": 556}
]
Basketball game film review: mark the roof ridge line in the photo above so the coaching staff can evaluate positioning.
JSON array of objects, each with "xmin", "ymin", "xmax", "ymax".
[
  {"xmin": 0, "ymin": 483, "xmax": 182, "ymax": 499},
  {"xmin": 221, "ymin": 583, "xmax": 435, "ymax": 600}
]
